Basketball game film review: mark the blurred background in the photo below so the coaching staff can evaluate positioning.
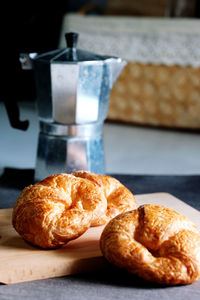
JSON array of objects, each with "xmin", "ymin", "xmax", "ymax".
[{"xmin": 1, "ymin": 0, "xmax": 200, "ymax": 176}]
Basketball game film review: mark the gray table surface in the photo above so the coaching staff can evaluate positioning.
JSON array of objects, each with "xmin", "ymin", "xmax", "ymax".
[{"xmin": 0, "ymin": 169, "xmax": 200, "ymax": 300}]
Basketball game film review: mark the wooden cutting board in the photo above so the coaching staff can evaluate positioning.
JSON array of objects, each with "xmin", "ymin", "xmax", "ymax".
[{"xmin": 0, "ymin": 193, "xmax": 199, "ymax": 284}]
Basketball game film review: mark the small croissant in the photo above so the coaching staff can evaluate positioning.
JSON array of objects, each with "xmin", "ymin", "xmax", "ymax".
[
  {"xmin": 100, "ymin": 204, "xmax": 200, "ymax": 285},
  {"xmin": 12, "ymin": 172, "xmax": 136, "ymax": 249}
]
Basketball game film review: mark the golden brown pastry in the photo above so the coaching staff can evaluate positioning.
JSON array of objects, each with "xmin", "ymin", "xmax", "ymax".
[
  {"xmin": 72, "ymin": 171, "xmax": 137, "ymax": 225},
  {"xmin": 12, "ymin": 172, "xmax": 136, "ymax": 249},
  {"xmin": 100, "ymin": 204, "xmax": 200, "ymax": 285}
]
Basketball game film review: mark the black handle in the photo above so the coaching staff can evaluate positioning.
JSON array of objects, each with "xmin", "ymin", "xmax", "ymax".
[
  {"xmin": 65, "ymin": 32, "xmax": 79, "ymax": 48},
  {"xmin": 4, "ymin": 100, "xmax": 29, "ymax": 131}
]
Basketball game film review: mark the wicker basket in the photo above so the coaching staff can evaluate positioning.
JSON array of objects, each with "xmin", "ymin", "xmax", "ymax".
[{"xmin": 109, "ymin": 62, "xmax": 200, "ymax": 129}]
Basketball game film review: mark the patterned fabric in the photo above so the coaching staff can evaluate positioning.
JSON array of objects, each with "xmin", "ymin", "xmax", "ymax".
[{"xmin": 60, "ymin": 14, "xmax": 200, "ymax": 67}]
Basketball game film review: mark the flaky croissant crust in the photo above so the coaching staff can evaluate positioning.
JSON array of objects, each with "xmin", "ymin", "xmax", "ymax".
[
  {"xmin": 100, "ymin": 204, "xmax": 200, "ymax": 285},
  {"xmin": 12, "ymin": 172, "xmax": 136, "ymax": 248}
]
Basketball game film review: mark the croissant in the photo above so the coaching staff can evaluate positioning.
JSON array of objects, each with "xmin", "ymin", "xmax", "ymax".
[
  {"xmin": 72, "ymin": 171, "xmax": 136, "ymax": 225},
  {"xmin": 100, "ymin": 204, "xmax": 200, "ymax": 285},
  {"xmin": 12, "ymin": 172, "xmax": 136, "ymax": 248}
]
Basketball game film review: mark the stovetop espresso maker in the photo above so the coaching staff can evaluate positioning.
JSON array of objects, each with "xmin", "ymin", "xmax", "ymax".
[{"xmin": 19, "ymin": 32, "xmax": 126, "ymax": 181}]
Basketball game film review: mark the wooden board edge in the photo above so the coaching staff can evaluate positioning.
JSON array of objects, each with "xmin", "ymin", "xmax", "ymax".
[{"xmin": 0, "ymin": 256, "xmax": 109, "ymax": 285}]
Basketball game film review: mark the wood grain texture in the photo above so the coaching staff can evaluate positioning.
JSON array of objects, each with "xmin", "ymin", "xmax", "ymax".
[{"xmin": 0, "ymin": 193, "xmax": 199, "ymax": 284}]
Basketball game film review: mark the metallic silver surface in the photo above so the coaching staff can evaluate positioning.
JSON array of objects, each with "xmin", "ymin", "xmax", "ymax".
[
  {"xmin": 19, "ymin": 53, "xmax": 37, "ymax": 70},
  {"xmin": 40, "ymin": 121, "xmax": 103, "ymax": 137},
  {"xmin": 25, "ymin": 33, "xmax": 126, "ymax": 181},
  {"xmin": 35, "ymin": 58, "xmax": 126, "ymax": 125},
  {"xmin": 76, "ymin": 62, "xmax": 103, "ymax": 124},
  {"xmin": 51, "ymin": 64, "xmax": 78, "ymax": 124},
  {"xmin": 108, "ymin": 58, "xmax": 127, "ymax": 88},
  {"xmin": 33, "ymin": 60, "xmax": 53, "ymax": 122},
  {"xmin": 34, "ymin": 132, "xmax": 104, "ymax": 182}
]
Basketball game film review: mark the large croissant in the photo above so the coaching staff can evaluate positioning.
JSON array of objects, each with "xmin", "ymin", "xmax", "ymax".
[
  {"xmin": 100, "ymin": 204, "xmax": 200, "ymax": 285},
  {"xmin": 12, "ymin": 172, "xmax": 136, "ymax": 248}
]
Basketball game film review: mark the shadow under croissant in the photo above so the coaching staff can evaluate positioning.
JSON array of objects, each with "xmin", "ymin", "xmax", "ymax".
[{"xmin": 62, "ymin": 263, "xmax": 174, "ymax": 289}]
